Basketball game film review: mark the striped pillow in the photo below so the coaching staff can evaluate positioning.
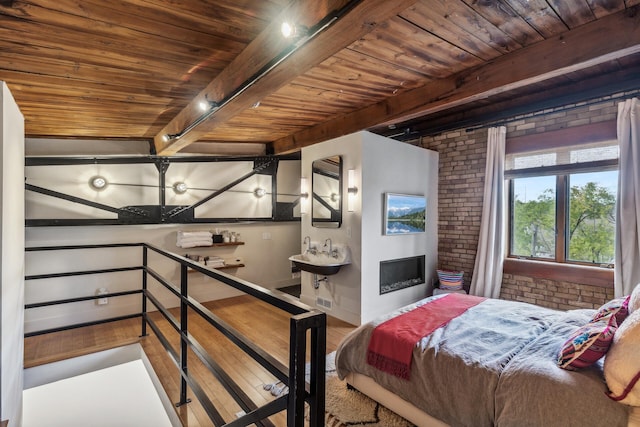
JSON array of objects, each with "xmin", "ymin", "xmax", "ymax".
[
  {"xmin": 593, "ymin": 295, "xmax": 630, "ymax": 325},
  {"xmin": 558, "ymin": 313, "xmax": 618, "ymax": 370},
  {"xmin": 437, "ymin": 269, "xmax": 464, "ymax": 290}
]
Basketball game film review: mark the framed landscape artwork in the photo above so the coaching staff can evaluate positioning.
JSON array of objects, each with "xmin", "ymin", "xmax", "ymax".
[{"xmin": 384, "ymin": 193, "xmax": 426, "ymax": 235}]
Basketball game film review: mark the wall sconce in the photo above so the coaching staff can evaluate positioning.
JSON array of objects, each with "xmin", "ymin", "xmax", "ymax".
[
  {"xmin": 173, "ymin": 182, "xmax": 188, "ymax": 194},
  {"xmin": 347, "ymin": 169, "xmax": 358, "ymax": 212},
  {"xmin": 89, "ymin": 175, "xmax": 108, "ymax": 191},
  {"xmin": 254, "ymin": 187, "xmax": 266, "ymax": 198},
  {"xmin": 300, "ymin": 177, "xmax": 309, "ymax": 214}
]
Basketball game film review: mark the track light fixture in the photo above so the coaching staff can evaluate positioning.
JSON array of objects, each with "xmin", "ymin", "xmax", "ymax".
[
  {"xmin": 281, "ymin": 22, "xmax": 308, "ymax": 39},
  {"xmin": 254, "ymin": 187, "xmax": 267, "ymax": 198},
  {"xmin": 159, "ymin": 0, "xmax": 360, "ymax": 146},
  {"xmin": 199, "ymin": 98, "xmax": 220, "ymax": 112},
  {"xmin": 162, "ymin": 100, "xmax": 220, "ymax": 143}
]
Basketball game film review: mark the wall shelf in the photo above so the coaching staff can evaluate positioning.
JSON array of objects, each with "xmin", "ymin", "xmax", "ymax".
[
  {"xmin": 183, "ymin": 239, "xmax": 245, "ymax": 272},
  {"xmin": 188, "ymin": 263, "xmax": 245, "ymax": 272},
  {"xmin": 179, "ymin": 241, "xmax": 244, "ymax": 249},
  {"xmin": 212, "ymin": 242, "xmax": 244, "ymax": 247}
]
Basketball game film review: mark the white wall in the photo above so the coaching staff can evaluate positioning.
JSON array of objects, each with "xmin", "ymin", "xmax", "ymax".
[
  {"xmin": 360, "ymin": 134, "xmax": 438, "ymax": 323},
  {"xmin": 300, "ymin": 131, "xmax": 438, "ymax": 325},
  {"xmin": 23, "ymin": 150, "xmax": 303, "ymax": 333},
  {"xmin": 25, "ymin": 222, "xmax": 301, "ymax": 334},
  {"xmin": 300, "ymin": 134, "xmax": 362, "ymax": 325},
  {"xmin": 1, "ymin": 81, "xmax": 25, "ymax": 426}
]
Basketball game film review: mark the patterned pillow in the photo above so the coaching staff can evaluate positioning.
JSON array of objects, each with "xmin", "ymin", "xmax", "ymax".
[
  {"xmin": 558, "ymin": 313, "xmax": 618, "ymax": 370},
  {"xmin": 437, "ymin": 269, "xmax": 463, "ymax": 290},
  {"xmin": 593, "ymin": 295, "xmax": 631, "ymax": 325}
]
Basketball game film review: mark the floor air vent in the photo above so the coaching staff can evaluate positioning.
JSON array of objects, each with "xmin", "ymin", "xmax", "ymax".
[{"xmin": 316, "ymin": 296, "xmax": 332, "ymax": 310}]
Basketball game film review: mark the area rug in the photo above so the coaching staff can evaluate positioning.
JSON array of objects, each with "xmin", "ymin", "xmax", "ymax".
[
  {"xmin": 323, "ymin": 352, "xmax": 414, "ymax": 427},
  {"xmin": 264, "ymin": 352, "xmax": 414, "ymax": 426}
]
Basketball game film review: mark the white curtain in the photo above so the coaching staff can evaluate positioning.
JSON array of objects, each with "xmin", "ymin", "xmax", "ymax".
[
  {"xmin": 615, "ymin": 98, "xmax": 640, "ymax": 297},
  {"xmin": 470, "ymin": 126, "xmax": 506, "ymax": 298}
]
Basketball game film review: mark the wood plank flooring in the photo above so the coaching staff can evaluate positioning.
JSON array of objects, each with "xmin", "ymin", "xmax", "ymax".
[{"xmin": 24, "ymin": 294, "xmax": 357, "ymax": 427}]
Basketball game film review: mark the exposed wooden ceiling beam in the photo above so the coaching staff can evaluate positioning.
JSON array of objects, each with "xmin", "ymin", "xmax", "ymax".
[
  {"xmin": 271, "ymin": 6, "xmax": 640, "ymax": 153},
  {"xmin": 153, "ymin": 0, "xmax": 420, "ymax": 155}
]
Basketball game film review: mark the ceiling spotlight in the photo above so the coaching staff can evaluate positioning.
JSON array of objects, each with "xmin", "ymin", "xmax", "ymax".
[
  {"xmin": 281, "ymin": 22, "xmax": 307, "ymax": 39},
  {"xmin": 89, "ymin": 176, "xmax": 108, "ymax": 191},
  {"xmin": 254, "ymin": 187, "xmax": 266, "ymax": 198},
  {"xmin": 161, "ymin": 134, "xmax": 170, "ymax": 142},
  {"xmin": 198, "ymin": 99, "xmax": 220, "ymax": 112},
  {"xmin": 173, "ymin": 182, "xmax": 188, "ymax": 194}
]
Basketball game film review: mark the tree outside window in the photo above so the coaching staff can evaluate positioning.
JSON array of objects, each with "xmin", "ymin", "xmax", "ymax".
[{"xmin": 510, "ymin": 170, "xmax": 617, "ymax": 266}]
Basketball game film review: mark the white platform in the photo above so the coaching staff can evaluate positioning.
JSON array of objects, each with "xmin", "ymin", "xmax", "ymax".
[{"xmin": 23, "ymin": 344, "xmax": 181, "ymax": 427}]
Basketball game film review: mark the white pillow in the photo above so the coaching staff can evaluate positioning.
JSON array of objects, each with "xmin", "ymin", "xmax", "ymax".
[
  {"xmin": 604, "ymin": 309, "xmax": 640, "ymax": 406},
  {"xmin": 629, "ymin": 283, "xmax": 640, "ymax": 314}
]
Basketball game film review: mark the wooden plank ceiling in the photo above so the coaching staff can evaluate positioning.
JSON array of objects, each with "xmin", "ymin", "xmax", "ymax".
[{"xmin": 1, "ymin": 0, "xmax": 639, "ymax": 156}]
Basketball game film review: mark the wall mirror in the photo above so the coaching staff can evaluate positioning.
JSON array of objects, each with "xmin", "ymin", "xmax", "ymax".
[{"xmin": 312, "ymin": 155, "xmax": 342, "ymax": 228}]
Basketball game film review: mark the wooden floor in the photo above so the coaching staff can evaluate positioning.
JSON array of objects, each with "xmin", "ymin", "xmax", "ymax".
[{"xmin": 24, "ymin": 294, "xmax": 357, "ymax": 427}]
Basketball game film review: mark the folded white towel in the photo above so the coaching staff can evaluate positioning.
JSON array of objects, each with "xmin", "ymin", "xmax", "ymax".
[
  {"xmin": 178, "ymin": 240, "xmax": 213, "ymax": 248},
  {"xmin": 177, "ymin": 231, "xmax": 213, "ymax": 247},
  {"xmin": 178, "ymin": 231, "xmax": 212, "ymax": 239}
]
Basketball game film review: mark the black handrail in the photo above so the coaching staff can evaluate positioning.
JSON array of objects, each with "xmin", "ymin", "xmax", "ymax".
[{"xmin": 25, "ymin": 243, "xmax": 326, "ymax": 427}]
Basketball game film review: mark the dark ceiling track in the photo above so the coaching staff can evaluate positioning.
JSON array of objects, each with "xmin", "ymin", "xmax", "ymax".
[
  {"xmin": 379, "ymin": 71, "xmax": 640, "ymax": 142},
  {"xmin": 164, "ymin": 0, "xmax": 365, "ymax": 143},
  {"xmin": 25, "ymin": 153, "xmax": 299, "ymax": 166},
  {"xmin": 462, "ymin": 87, "xmax": 640, "ymax": 134}
]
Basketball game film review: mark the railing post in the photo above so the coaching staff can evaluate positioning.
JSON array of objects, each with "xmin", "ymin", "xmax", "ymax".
[
  {"xmin": 308, "ymin": 312, "xmax": 326, "ymax": 427},
  {"xmin": 288, "ymin": 316, "xmax": 307, "ymax": 427},
  {"xmin": 177, "ymin": 263, "xmax": 191, "ymax": 407},
  {"xmin": 141, "ymin": 245, "xmax": 148, "ymax": 337},
  {"xmin": 287, "ymin": 311, "xmax": 326, "ymax": 427}
]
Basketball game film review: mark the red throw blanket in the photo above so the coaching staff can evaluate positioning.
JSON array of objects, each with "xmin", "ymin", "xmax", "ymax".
[{"xmin": 367, "ymin": 293, "xmax": 486, "ymax": 380}]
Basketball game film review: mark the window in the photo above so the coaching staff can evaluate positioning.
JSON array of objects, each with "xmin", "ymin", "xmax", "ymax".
[{"xmin": 506, "ymin": 125, "xmax": 618, "ymax": 268}]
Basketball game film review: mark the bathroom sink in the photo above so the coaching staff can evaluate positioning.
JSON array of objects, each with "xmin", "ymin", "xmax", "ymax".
[{"xmin": 288, "ymin": 253, "xmax": 350, "ymax": 276}]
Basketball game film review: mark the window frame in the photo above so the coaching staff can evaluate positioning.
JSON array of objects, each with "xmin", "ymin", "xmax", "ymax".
[
  {"xmin": 504, "ymin": 121, "xmax": 617, "ymax": 287},
  {"xmin": 506, "ymin": 159, "xmax": 618, "ymax": 266}
]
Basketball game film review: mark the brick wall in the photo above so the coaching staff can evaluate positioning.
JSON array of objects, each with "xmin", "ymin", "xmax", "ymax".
[{"xmin": 417, "ymin": 97, "xmax": 620, "ymax": 310}]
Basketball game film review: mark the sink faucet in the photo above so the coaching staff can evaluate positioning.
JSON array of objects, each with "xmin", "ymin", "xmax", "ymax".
[
  {"xmin": 304, "ymin": 236, "xmax": 317, "ymax": 255},
  {"xmin": 324, "ymin": 238, "xmax": 332, "ymax": 256}
]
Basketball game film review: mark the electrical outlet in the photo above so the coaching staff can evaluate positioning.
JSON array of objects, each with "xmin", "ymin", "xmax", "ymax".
[
  {"xmin": 262, "ymin": 232, "xmax": 272, "ymax": 240},
  {"xmin": 97, "ymin": 287, "xmax": 109, "ymax": 305}
]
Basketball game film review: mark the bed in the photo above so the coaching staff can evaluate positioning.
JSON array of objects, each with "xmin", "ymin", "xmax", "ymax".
[{"xmin": 335, "ymin": 293, "xmax": 640, "ymax": 427}]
